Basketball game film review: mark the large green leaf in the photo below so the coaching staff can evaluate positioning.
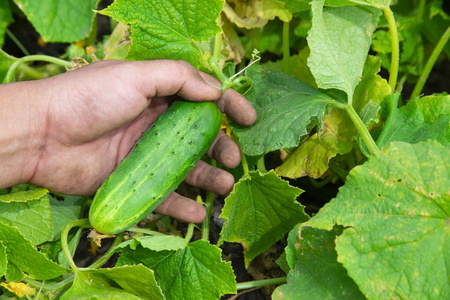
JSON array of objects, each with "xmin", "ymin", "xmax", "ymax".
[
  {"xmin": 220, "ymin": 170, "xmax": 308, "ymax": 265},
  {"xmin": 306, "ymin": 141, "xmax": 450, "ymax": 299},
  {"xmin": 0, "ymin": 222, "xmax": 69, "ymax": 282},
  {"xmin": 61, "ymin": 265, "xmax": 163, "ymax": 300},
  {"xmin": 0, "ymin": 188, "xmax": 52, "ymax": 245},
  {"xmin": 379, "ymin": 93, "xmax": 450, "ymax": 146},
  {"xmin": 307, "ymin": 0, "xmax": 381, "ymax": 102},
  {"xmin": 100, "ymin": 0, "xmax": 223, "ymax": 71},
  {"xmin": 49, "ymin": 195, "xmax": 87, "ymax": 241},
  {"xmin": 13, "ymin": 0, "xmax": 98, "ymax": 42},
  {"xmin": 273, "ymin": 225, "xmax": 365, "ymax": 299},
  {"xmin": 117, "ymin": 240, "xmax": 236, "ymax": 300},
  {"xmin": 231, "ymin": 66, "xmax": 335, "ymax": 156}
]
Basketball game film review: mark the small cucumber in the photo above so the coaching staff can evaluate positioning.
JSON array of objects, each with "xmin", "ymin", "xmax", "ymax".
[{"xmin": 89, "ymin": 100, "xmax": 222, "ymax": 234}]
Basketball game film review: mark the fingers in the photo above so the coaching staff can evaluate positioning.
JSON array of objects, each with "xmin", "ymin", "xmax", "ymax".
[
  {"xmin": 184, "ymin": 160, "xmax": 235, "ymax": 195},
  {"xmin": 207, "ymin": 131, "xmax": 241, "ymax": 169},
  {"xmin": 154, "ymin": 192, "xmax": 206, "ymax": 223},
  {"xmin": 215, "ymin": 88, "xmax": 257, "ymax": 126},
  {"xmin": 133, "ymin": 60, "xmax": 222, "ymax": 101}
]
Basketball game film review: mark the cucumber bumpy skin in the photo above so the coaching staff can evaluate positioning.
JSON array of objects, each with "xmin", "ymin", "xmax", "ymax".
[{"xmin": 89, "ymin": 100, "xmax": 222, "ymax": 234}]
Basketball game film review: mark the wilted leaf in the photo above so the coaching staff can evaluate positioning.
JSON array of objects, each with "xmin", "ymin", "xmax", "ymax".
[{"xmin": 223, "ymin": 0, "xmax": 292, "ymax": 29}]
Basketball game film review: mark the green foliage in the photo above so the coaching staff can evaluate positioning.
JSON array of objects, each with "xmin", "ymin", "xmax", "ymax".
[
  {"xmin": 13, "ymin": 0, "xmax": 99, "ymax": 43},
  {"xmin": 306, "ymin": 141, "xmax": 450, "ymax": 299},
  {"xmin": 219, "ymin": 170, "xmax": 308, "ymax": 265},
  {"xmin": 1, "ymin": 0, "xmax": 450, "ymax": 298}
]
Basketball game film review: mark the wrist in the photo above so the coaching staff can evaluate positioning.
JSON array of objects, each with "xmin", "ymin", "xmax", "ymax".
[{"xmin": 0, "ymin": 80, "xmax": 48, "ymax": 189}]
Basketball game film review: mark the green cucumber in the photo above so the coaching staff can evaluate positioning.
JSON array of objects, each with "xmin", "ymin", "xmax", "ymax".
[{"xmin": 89, "ymin": 100, "xmax": 222, "ymax": 234}]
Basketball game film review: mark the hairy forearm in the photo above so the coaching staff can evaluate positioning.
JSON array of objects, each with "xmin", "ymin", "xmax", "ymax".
[{"xmin": 0, "ymin": 81, "xmax": 47, "ymax": 189}]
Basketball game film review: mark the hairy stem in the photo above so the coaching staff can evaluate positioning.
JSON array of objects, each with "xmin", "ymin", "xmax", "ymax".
[
  {"xmin": 382, "ymin": 5, "xmax": 399, "ymax": 92},
  {"xmin": 236, "ymin": 277, "xmax": 287, "ymax": 291},
  {"xmin": 4, "ymin": 55, "xmax": 71, "ymax": 83},
  {"xmin": 410, "ymin": 26, "xmax": 450, "ymax": 99}
]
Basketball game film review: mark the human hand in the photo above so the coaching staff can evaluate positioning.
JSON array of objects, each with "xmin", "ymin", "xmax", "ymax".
[{"xmin": 16, "ymin": 60, "xmax": 256, "ymax": 223}]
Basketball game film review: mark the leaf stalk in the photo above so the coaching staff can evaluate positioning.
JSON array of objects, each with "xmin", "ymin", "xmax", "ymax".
[
  {"xmin": 382, "ymin": 5, "xmax": 399, "ymax": 92},
  {"xmin": 410, "ymin": 26, "xmax": 450, "ymax": 100},
  {"xmin": 61, "ymin": 219, "xmax": 91, "ymax": 271},
  {"xmin": 4, "ymin": 55, "xmax": 71, "ymax": 83},
  {"xmin": 236, "ymin": 277, "xmax": 287, "ymax": 291},
  {"xmin": 344, "ymin": 104, "xmax": 379, "ymax": 156}
]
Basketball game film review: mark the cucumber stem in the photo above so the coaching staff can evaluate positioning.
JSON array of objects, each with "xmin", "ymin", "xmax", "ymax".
[
  {"xmin": 344, "ymin": 104, "xmax": 379, "ymax": 156},
  {"xmin": 61, "ymin": 219, "xmax": 91, "ymax": 271},
  {"xmin": 6, "ymin": 29, "xmax": 30, "ymax": 56},
  {"xmin": 236, "ymin": 277, "xmax": 287, "ymax": 291},
  {"xmin": 382, "ymin": 5, "xmax": 400, "ymax": 92},
  {"xmin": 256, "ymin": 156, "xmax": 267, "ymax": 173},
  {"xmin": 410, "ymin": 26, "xmax": 450, "ymax": 100},
  {"xmin": 202, "ymin": 160, "xmax": 217, "ymax": 242},
  {"xmin": 4, "ymin": 54, "xmax": 71, "ymax": 83}
]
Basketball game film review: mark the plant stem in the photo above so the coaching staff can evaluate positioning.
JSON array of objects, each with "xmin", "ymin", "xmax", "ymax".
[
  {"xmin": 410, "ymin": 26, "xmax": 450, "ymax": 99},
  {"xmin": 256, "ymin": 156, "xmax": 267, "ymax": 173},
  {"xmin": 4, "ymin": 55, "xmax": 71, "ymax": 83},
  {"xmin": 202, "ymin": 160, "xmax": 216, "ymax": 241},
  {"xmin": 376, "ymin": 93, "xmax": 399, "ymax": 149},
  {"xmin": 241, "ymin": 152, "xmax": 250, "ymax": 176},
  {"xmin": 127, "ymin": 227, "xmax": 165, "ymax": 235},
  {"xmin": 18, "ymin": 64, "xmax": 46, "ymax": 80},
  {"xmin": 236, "ymin": 277, "xmax": 287, "ymax": 291},
  {"xmin": 61, "ymin": 219, "xmax": 91, "ymax": 271},
  {"xmin": 24, "ymin": 276, "xmax": 74, "ymax": 293},
  {"xmin": 344, "ymin": 104, "xmax": 379, "ymax": 155},
  {"xmin": 416, "ymin": 0, "xmax": 426, "ymax": 22},
  {"xmin": 6, "ymin": 29, "xmax": 30, "ymax": 56},
  {"xmin": 282, "ymin": 21, "xmax": 290, "ymax": 73},
  {"xmin": 185, "ymin": 222, "xmax": 195, "ymax": 243},
  {"xmin": 382, "ymin": 5, "xmax": 400, "ymax": 92},
  {"xmin": 88, "ymin": 232, "xmax": 125, "ymax": 269}
]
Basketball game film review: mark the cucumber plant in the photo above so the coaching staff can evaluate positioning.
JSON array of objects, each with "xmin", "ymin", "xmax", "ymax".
[{"xmin": 1, "ymin": 0, "xmax": 449, "ymax": 299}]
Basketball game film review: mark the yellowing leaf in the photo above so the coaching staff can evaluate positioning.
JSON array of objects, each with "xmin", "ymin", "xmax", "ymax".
[
  {"xmin": 276, "ymin": 108, "xmax": 354, "ymax": 179},
  {"xmin": 223, "ymin": 0, "xmax": 292, "ymax": 29},
  {"xmin": 1, "ymin": 282, "xmax": 35, "ymax": 297}
]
